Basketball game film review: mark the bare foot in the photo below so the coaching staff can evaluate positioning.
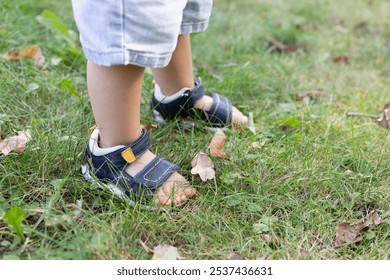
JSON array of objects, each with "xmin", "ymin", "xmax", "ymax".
[{"xmin": 125, "ymin": 150, "xmax": 196, "ymax": 207}]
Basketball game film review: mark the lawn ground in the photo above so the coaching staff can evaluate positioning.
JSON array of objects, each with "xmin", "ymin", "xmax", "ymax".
[{"xmin": 0, "ymin": 0, "xmax": 389, "ymax": 259}]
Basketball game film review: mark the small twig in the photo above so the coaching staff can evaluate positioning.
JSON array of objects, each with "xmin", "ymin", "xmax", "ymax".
[
  {"xmin": 139, "ymin": 239, "xmax": 154, "ymax": 254},
  {"xmin": 346, "ymin": 112, "xmax": 378, "ymax": 119}
]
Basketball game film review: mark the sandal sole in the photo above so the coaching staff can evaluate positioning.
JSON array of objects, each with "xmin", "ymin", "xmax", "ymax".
[{"xmin": 80, "ymin": 163, "xmax": 159, "ymax": 212}]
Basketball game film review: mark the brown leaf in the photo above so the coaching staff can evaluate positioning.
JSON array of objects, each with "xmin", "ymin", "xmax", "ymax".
[
  {"xmin": 199, "ymin": 234, "xmax": 206, "ymax": 246},
  {"xmin": 296, "ymin": 89, "xmax": 325, "ymax": 101},
  {"xmin": 227, "ymin": 253, "xmax": 245, "ymax": 260},
  {"xmin": 376, "ymin": 103, "xmax": 389, "ymax": 129},
  {"xmin": 334, "ymin": 17, "xmax": 348, "ymax": 33},
  {"xmin": 262, "ymin": 233, "xmax": 280, "ymax": 246},
  {"xmin": 354, "ymin": 22, "xmax": 368, "ymax": 31},
  {"xmin": 209, "ymin": 128, "xmax": 227, "ymax": 158},
  {"xmin": 257, "ymin": 253, "xmax": 271, "ymax": 260},
  {"xmin": 252, "ymin": 140, "xmax": 267, "ymax": 149},
  {"xmin": 152, "ymin": 244, "xmax": 179, "ymax": 260},
  {"xmin": 191, "ymin": 151, "xmax": 215, "ymax": 181},
  {"xmin": 0, "ymin": 131, "xmax": 31, "ymax": 155},
  {"xmin": 335, "ymin": 25, "xmax": 348, "ymax": 33},
  {"xmin": 335, "ymin": 210, "xmax": 382, "ymax": 245},
  {"xmin": 334, "ymin": 16, "xmax": 345, "ymax": 27},
  {"xmin": 333, "ymin": 55, "xmax": 349, "ymax": 64},
  {"xmin": 267, "ymin": 37, "xmax": 295, "ymax": 53},
  {"xmin": 3, "ymin": 45, "xmax": 45, "ymax": 67},
  {"xmin": 298, "ymin": 249, "xmax": 309, "ymax": 260},
  {"xmin": 141, "ymin": 123, "xmax": 158, "ymax": 132},
  {"xmin": 335, "ymin": 222, "xmax": 361, "ymax": 245},
  {"xmin": 360, "ymin": 210, "xmax": 382, "ymax": 228}
]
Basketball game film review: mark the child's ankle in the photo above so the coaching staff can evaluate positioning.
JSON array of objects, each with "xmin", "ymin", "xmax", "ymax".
[
  {"xmin": 89, "ymin": 128, "xmax": 125, "ymax": 156},
  {"xmin": 154, "ymin": 83, "xmax": 191, "ymax": 104}
]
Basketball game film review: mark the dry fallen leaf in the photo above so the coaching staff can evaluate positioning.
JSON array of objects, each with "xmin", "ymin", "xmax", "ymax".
[
  {"xmin": 335, "ymin": 222, "xmax": 361, "ymax": 245},
  {"xmin": 334, "ymin": 16, "xmax": 348, "ymax": 33},
  {"xmin": 252, "ymin": 140, "xmax": 267, "ymax": 149},
  {"xmin": 333, "ymin": 16, "xmax": 344, "ymax": 27},
  {"xmin": 257, "ymin": 253, "xmax": 271, "ymax": 260},
  {"xmin": 199, "ymin": 234, "xmax": 206, "ymax": 246},
  {"xmin": 141, "ymin": 123, "xmax": 158, "ymax": 132},
  {"xmin": 227, "ymin": 253, "xmax": 245, "ymax": 260},
  {"xmin": 267, "ymin": 37, "xmax": 295, "ymax": 53},
  {"xmin": 262, "ymin": 233, "xmax": 280, "ymax": 246},
  {"xmin": 335, "ymin": 210, "xmax": 382, "ymax": 245},
  {"xmin": 333, "ymin": 55, "xmax": 349, "ymax": 64},
  {"xmin": 152, "ymin": 244, "xmax": 179, "ymax": 260},
  {"xmin": 335, "ymin": 25, "xmax": 348, "ymax": 34},
  {"xmin": 360, "ymin": 210, "xmax": 382, "ymax": 228},
  {"xmin": 296, "ymin": 89, "xmax": 325, "ymax": 101},
  {"xmin": 209, "ymin": 128, "xmax": 227, "ymax": 158},
  {"xmin": 354, "ymin": 21, "xmax": 368, "ymax": 31},
  {"xmin": 376, "ymin": 103, "xmax": 389, "ymax": 129},
  {"xmin": 0, "ymin": 131, "xmax": 31, "ymax": 155},
  {"xmin": 191, "ymin": 151, "xmax": 215, "ymax": 181},
  {"xmin": 3, "ymin": 45, "xmax": 45, "ymax": 67},
  {"xmin": 298, "ymin": 249, "xmax": 310, "ymax": 260}
]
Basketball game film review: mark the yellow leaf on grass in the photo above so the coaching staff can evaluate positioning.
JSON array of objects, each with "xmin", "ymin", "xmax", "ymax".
[
  {"xmin": 3, "ymin": 45, "xmax": 45, "ymax": 67},
  {"xmin": 209, "ymin": 128, "xmax": 227, "ymax": 158},
  {"xmin": 0, "ymin": 131, "xmax": 31, "ymax": 155},
  {"xmin": 191, "ymin": 151, "xmax": 215, "ymax": 181}
]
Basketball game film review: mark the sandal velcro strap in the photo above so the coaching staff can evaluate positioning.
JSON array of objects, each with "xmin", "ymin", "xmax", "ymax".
[
  {"xmin": 181, "ymin": 77, "xmax": 206, "ymax": 109},
  {"xmin": 121, "ymin": 128, "xmax": 151, "ymax": 163},
  {"xmin": 205, "ymin": 92, "xmax": 233, "ymax": 126},
  {"xmin": 98, "ymin": 156, "xmax": 179, "ymax": 201},
  {"xmin": 119, "ymin": 156, "xmax": 179, "ymax": 199}
]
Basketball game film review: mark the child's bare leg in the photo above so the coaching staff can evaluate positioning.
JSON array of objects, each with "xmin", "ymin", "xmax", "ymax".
[
  {"xmin": 87, "ymin": 61, "xmax": 195, "ymax": 206},
  {"xmin": 152, "ymin": 34, "xmax": 248, "ymax": 126}
]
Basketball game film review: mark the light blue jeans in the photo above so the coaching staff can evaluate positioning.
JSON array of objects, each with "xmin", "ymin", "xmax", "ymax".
[{"xmin": 72, "ymin": 0, "xmax": 213, "ymax": 68}]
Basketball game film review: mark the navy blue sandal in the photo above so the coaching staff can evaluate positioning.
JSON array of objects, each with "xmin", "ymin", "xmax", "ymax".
[
  {"xmin": 151, "ymin": 78, "xmax": 233, "ymax": 131},
  {"xmin": 81, "ymin": 127, "xmax": 183, "ymax": 211}
]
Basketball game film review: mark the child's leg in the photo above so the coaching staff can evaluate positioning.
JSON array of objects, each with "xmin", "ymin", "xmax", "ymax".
[
  {"xmin": 87, "ymin": 62, "xmax": 144, "ymax": 147},
  {"xmin": 151, "ymin": 34, "xmax": 194, "ymax": 94},
  {"xmin": 152, "ymin": 34, "xmax": 248, "ymax": 126},
  {"xmin": 87, "ymin": 61, "xmax": 195, "ymax": 206}
]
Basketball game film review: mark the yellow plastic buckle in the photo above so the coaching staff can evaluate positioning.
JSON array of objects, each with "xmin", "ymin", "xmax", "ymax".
[
  {"xmin": 122, "ymin": 148, "xmax": 136, "ymax": 163},
  {"xmin": 89, "ymin": 125, "xmax": 97, "ymax": 136}
]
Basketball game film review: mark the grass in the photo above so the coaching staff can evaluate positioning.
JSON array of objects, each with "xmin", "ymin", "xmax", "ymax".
[{"xmin": 0, "ymin": 0, "xmax": 389, "ymax": 260}]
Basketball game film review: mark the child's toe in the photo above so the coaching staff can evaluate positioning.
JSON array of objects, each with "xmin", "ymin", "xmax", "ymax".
[{"xmin": 232, "ymin": 107, "xmax": 249, "ymax": 126}]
